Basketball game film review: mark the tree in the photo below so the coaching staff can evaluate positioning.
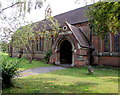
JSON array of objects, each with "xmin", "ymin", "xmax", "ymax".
[
  {"xmin": 75, "ymin": 0, "xmax": 120, "ymax": 37},
  {"xmin": 0, "ymin": 0, "xmax": 45, "ymax": 42},
  {"xmin": 0, "ymin": 0, "xmax": 44, "ymax": 14},
  {"xmin": 11, "ymin": 17, "xmax": 61, "ymax": 63},
  {"xmin": 0, "ymin": 0, "xmax": 46, "ymax": 60},
  {"xmin": 0, "ymin": 0, "xmax": 61, "ymax": 63},
  {"xmin": 87, "ymin": 1, "xmax": 120, "ymax": 38},
  {"xmin": 87, "ymin": 1, "xmax": 120, "ymax": 74},
  {"xmin": 0, "ymin": 1, "xmax": 47, "ymax": 88},
  {"xmin": 76, "ymin": 0, "xmax": 120, "ymax": 73}
]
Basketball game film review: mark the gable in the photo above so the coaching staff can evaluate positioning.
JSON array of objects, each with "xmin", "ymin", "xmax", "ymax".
[{"xmin": 66, "ymin": 22, "xmax": 89, "ymax": 48}]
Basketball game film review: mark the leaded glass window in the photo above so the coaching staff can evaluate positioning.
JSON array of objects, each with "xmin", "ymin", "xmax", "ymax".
[
  {"xmin": 36, "ymin": 39, "xmax": 39, "ymax": 51},
  {"xmin": 39, "ymin": 37, "xmax": 43, "ymax": 51},
  {"xmin": 104, "ymin": 33, "xmax": 110, "ymax": 52},
  {"xmin": 114, "ymin": 33, "xmax": 120, "ymax": 52}
]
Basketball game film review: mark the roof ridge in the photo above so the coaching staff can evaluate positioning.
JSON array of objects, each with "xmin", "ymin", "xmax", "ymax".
[{"xmin": 54, "ymin": 4, "xmax": 92, "ymax": 17}]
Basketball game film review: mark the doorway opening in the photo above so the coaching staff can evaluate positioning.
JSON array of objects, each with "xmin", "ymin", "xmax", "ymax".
[{"xmin": 60, "ymin": 40, "xmax": 72, "ymax": 64}]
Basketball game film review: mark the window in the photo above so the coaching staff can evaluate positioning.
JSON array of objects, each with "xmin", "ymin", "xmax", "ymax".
[
  {"xmin": 39, "ymin": 37, "xmax": 44, "ymax": 51},
  {"xmin": 114, "ymin": 33, "xmax": 120, "ymax": 52},
  {"xmin": 36, "ymin": 39, "xmax": 39, "ymax": 51},
  {"xmin": 104, "ymin": 33, "xmax": 110, "ymax": 52}
]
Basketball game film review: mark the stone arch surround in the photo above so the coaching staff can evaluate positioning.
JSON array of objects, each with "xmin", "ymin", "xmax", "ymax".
[{"xmin": 54, "ymin": 36, "xmax": 75, "ymax": 66}]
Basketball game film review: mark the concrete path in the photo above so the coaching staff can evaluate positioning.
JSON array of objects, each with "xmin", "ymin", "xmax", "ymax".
[{"xmin": 18, "ymin": 66, "xmax": 66, "ymax": 77}]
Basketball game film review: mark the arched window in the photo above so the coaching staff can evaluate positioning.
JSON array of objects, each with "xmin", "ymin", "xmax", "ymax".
[
  {"xmin": 39, "ymin": 37, "xmax": 44, "ymax": 51},
  {"xmin": 36, "ymin": 39, "xmax": 39, "ymax": 51},
  {"xmin": 114, "ymin": 33, "xmax": 120, "ymax": 52},
  {"xmin": 104, "ymin": 33, "xmax": 110, "ymax": 52}
]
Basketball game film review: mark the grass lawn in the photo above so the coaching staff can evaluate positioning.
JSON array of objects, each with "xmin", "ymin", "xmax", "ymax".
[
  {"xmin": 3, "ymin": 66, "xmax": 119, "ymax": 93},
  {"xmin": 0, "ymin": 53, "xmax": 52, "ymax": 70},
  {"xmin": 1, "ymin": 53, "xmax": 119, "ymax": 93}
]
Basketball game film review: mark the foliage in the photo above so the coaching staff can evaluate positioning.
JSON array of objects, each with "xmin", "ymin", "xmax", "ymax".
[
  {"xmin": 32, "ymin": 16, "xmax": 61, "ymax": 38},
  {"xmin": 47, "ymin": 16, "xmax": 61, "ymax": 35},
  {"xmin": 0, "ymin": 41, "xmax": 8, "ymax": 52},
  {"xmin": 0, "ymin": 55, "xmax": 19, "ymax": 88},
  {"xmin": 0, "ymin": 53, "xmax": 52, "ymax": 71},
  {"xmin": 12, "ymin": 23, "xmax": 39, "ymax": 62},
  {"xmin": 87, "ymin": 1, "xmax": 120, "ymax": 38},
  {"xmin": 11, "ymin": 17, "xmax": 60, "ymax": 62},
  {"xmin": 44, "ymin": 50, "xmax": 52, "ymax": 63},
  {"xmin": 0, "ymin": 0, "xmax": 45, "ymax": 42},
  {"xmin": 12, "ymin": 24, "xmax": 34, "ymax": 50},
  {"xmin": 0, "ymin": 52, "xmax": 52, "ymax": 88}
]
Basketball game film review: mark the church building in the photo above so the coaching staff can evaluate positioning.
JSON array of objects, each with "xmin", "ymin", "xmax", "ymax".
[{"xmin": 10, "ymin": 5, "xmax": 120, "ymax": 67}]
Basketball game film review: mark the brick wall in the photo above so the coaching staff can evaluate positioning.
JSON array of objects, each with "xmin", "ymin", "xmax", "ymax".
[{"xmin": 98, "ymin": 56, "xmax": 120, "ymax": 67}]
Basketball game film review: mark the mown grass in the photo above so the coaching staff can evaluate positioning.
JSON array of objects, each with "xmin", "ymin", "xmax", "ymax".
[
  {"xmin": 1, "ymin": 53, "xmax": 119, "ymax": 93},
  {"xmin": 3, "ymin": 66, "xmax": 119, "ymax": 93},
  {"xmin": 0, "ymin": 52, "xmax": 52, "ymax": 70}
]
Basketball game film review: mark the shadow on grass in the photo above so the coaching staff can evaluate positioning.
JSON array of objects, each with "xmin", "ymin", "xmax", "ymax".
[
  {"xmin": 2, "ymin": 69, "xmax": 119, "ymax": 93},
  {"xmin": 3, "ymin": 76, "xmax": 99, "ymax": 93}
]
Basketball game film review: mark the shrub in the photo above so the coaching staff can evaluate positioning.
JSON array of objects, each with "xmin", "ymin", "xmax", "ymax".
[
  {"xmin": 44, "ymin": 50, "xmax": 52, "ymax": 63},
  {"xmin": 0, "ymin": 56, "xmax": 19, "ymax": 88}
]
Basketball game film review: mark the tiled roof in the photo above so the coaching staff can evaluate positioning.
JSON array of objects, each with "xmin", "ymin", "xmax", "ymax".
[
  {"xmin": 54, "ymin": 5, "xmax": 90, "ymax": 25},
  {"xmin": 79, "ymin": 25, "xmax": 90, "ymax": 40},
  {"xmin": 33, "ymin": 5, "xmax": 91, "ymax": 48},
  {"xmin": 66, "ymin": 22, "xmax": 89, "ymax": 48},
  {"xmin": 33, "ymin": 5, "xmax": 90, "ymax": 31}
]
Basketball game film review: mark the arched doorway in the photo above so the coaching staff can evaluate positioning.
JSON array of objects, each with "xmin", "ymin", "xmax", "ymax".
[{"xmin": 60, "ymin": 40, "xmax": 72, "ymax": 64}]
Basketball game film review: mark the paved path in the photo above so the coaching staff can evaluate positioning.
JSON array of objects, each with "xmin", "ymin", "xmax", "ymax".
[{"xmin": 18, "ymin": 66, "xmax": 66, "ymax": 77}]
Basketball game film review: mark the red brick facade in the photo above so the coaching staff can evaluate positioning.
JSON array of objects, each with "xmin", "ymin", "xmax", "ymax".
[
  {"xmin": 11, "ymin": 6, "xmax": 120, "ymax": 67},
  {"xmin": 49, "ymin": 22, "xmax": 120, "ymax": 67}
]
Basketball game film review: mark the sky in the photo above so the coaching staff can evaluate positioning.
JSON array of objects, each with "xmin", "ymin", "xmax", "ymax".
[
  {"xmin": 0, "ymin": 0, "xmax": 100, "ymax": 42},
  {"xmin": 25, "ymin": 0, "xmax": 100, "ymax": 22},
  {"xmin": 0, "ymin": 0, "xmax": 100, "ymax": 23}
]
